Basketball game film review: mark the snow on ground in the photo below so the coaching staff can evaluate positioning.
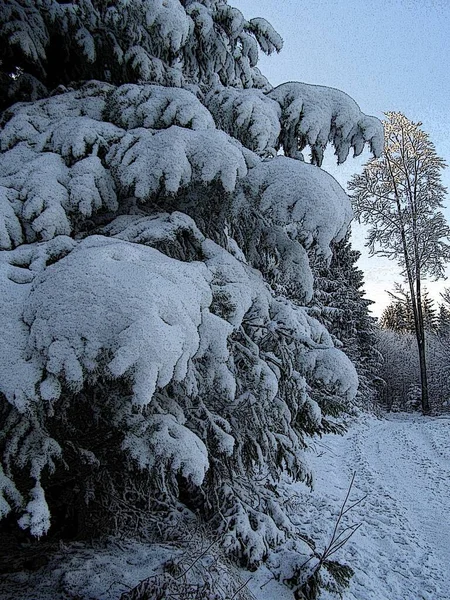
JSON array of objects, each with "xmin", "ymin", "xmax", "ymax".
[
  {"xmin": 268, "ymin": 412, "xmax": 450, "ymax": 600},
  {"xmin": 1, "ymin": 412, "xmax": 450, "ymax": 599}
]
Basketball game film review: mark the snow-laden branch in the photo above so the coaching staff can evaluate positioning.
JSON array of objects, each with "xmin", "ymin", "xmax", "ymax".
[
  {"xmin": 107, "ymin": 126, "xmax": 249, "ymax": 197},
  {"xmin": 205, "ymin": 84, "xmax": 280, "ymax": 155},
  {"xmin": 269, "ymin": 82, "xmax": 383, "ymax": 165},
  {"xmin": 106, "ymin": 83, "xmax": 215, "ymax": 131}
]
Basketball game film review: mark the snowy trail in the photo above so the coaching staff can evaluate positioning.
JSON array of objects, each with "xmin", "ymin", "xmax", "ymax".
[
  {"xmin": 307, "ymin": 413, "xmax": 450, "ymax": 600},
  {"xmin": 360, "ymin": 416, "xmax": 450, "ymax": 567}
]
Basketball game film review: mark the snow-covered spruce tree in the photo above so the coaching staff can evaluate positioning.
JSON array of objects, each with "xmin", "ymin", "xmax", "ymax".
[
  {"xmin": 437, "ymin": 305, "xmax": 450, "ymax": 336},
  {"xmin": 0, "ymin": 0, "xmax": 383, "ymax": 595},
  {"xmin": 311, "ymin": 232, "xmax": 383, "ymax": 411},
  {"xmin": 380, "ymin": 295, "xmax": 415, "ymax": 334}
]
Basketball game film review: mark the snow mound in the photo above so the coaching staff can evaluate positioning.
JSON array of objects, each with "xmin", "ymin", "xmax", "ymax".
[
  {"xmin": 36, "ymin": 116, "xmax": 122, "ymax": 162},
  {"xmin": 0, "ymin": 147, "xmax": 119, "ymax": 248},
  {"xmin": 0, "ymin": 81, "xmax": 115, "ymax": 151},
  {"xmin": 24, "ymin": 235, "xmax": 212, "ymax": 407},
  {"xmin": 239, "ymin": 156, "xmax": 352, "ymax": 256},
  {"xmin": 232, "ymin": 156, "xmax": 353, "ymax": 301}
]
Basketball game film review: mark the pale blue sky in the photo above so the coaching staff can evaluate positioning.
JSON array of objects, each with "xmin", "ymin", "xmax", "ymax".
[{"xmin": 236, "ymin": 0, "xmax": 450, "ymax": 315}]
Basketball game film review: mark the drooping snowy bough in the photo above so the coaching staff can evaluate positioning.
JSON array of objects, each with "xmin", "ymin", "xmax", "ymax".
[{"xmin": 0, "ymin": 0, "xmax": 382, "ymax": 596}]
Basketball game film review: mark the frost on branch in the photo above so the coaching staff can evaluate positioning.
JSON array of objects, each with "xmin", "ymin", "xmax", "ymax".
[
  {"xmin": 1, "ymin": 82, "xmax": 232, "ymax": 249},
  {"xmin": 3, "ymin": 150, "xmax": 71, "ymax": 243},
  {"xmin": 36, "ymin": 116, "xmax": 122, "ymax": 163},
  {"xmin": 17, "ymin": 483, "xmax": 50, "ymax": 538},
  {"xmin": 0, "ymin": 81, "xmax": 115, "ymax": 152},
  {"xmin": 0, "ymin": 464, "xmax": 22, "ymax": 520},
  {"xmin": 269, "ymin": 82, "xmax": 384, "ymax": 165},
  {"xmin": 124, "ymin": 47, "xmax": 184, "ymax": 88},
  {"xmin": 182, "ymin": 2, "xmax": 282, "ymax": 89},
  {"xmin": 245, "ymin": 17, "xmax": 283, "ymax": 55},
  {"xmin": 2, "ymin": 0, "xmax": 287, "ymax": 110},
  {"xmin": 109, "ymin": 0, "xmax": 191, "ymax": 84},
  {"xmin": 0, "ymin": 184, "xmax": 23, "ymax": 249},
  {"xmin": 241, "ymin": 157, "xmax": 352, "ymax": 252},
  {"xmin": 0, "ymin": 83, "xmax": 122, "ymax": 249},
  {"xmin": 68, "ymin": 157, "xmax": 118, "ymax": 218},
  {"xmin": 0, "ymin": 146, "xmax": 118, "ymax": 248},
  {"xmin": 122, "ymin": 414, "xmax": 209, "ymax": 487},
  {"xmin": 0, "ymin": 236, "xmax": 75, "ymax": 410},
  {"xmin": 111, "ymin": 0, "xmax": 192, "ymax": 57},
  {"xmin": 102, "ymin": 212, "xmax": 210, "ymax": 269},
  {"xmin": 1, "ymin": 404, "xmax": 62, "ymax": 537},
  {"xmin": 0, "ymin": 0, "xmax": 49, "ymax": 78}
]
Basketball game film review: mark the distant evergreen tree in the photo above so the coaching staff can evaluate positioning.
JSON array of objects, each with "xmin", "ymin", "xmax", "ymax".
[
  {"xmin": 438, "ymin": 289, "xmax": 450, "ymax": 335},
  {"xmin": 381, "ymin": 286, "xmax": 438, "ymax": 334},
  {"xmin": 380, "ymin": 300, "xmax": 413, "ymax": 333},
  {"xmin": 437, "ymin": 303, "xmax": 450, "ymax": 336},
  {"xmin": 312, "ymin": 231, "xmax": 383, "ymax": 408},
  {"xmin": 378, "ymin": 287, "xmax": 450, "ymax": 411},
  {"xmin": 375, "ymin": 329, "xmax": 420, "ymax": 411},
  {"xmin": 422, "ymin": 289, "xmax": 438, "ymax": 332}
]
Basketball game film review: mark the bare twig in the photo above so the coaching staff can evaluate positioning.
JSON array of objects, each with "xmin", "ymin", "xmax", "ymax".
[
  {"xmin": 175, "ymin": 538, "xmax": 218, "ymax": 580},
  {"xmin": 230, "ymin": 576, "xmax": 252, "ymax": 598},
  {"xmin": 295, "ymin": 472, "xmax": 366, "ymax": 599}
]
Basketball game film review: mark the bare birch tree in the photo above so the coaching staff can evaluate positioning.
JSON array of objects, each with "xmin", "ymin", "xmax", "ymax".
[{"xmin": 349, "ymin": 112, "xmax": 450, "ymax": 414}]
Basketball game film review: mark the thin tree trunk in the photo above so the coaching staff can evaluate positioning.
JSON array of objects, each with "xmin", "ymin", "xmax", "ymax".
[
  {"xmin": 416, "ymin": 274, "xmax": 431, "ymax": 414},
  {"xmin": 408, "ymin": 138, "xmax": 431, "ymax": 414},
  {"xmin": 385, "ymin": 147, "xmax": 431, "ymax": 414}
]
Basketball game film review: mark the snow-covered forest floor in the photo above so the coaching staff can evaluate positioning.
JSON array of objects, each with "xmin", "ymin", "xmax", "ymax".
[
  {"xmin": 2, "ymin": 412, "xmax": 450, "ymax": 600},
  {"xmin": 277, "ymin": 412, "xmax": 450, "ymax": 600}
]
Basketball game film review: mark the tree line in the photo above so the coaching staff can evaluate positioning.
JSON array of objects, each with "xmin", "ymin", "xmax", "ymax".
[{"xmin": 377, "ymin": 288, "xmax": 450, "ymax": 411}]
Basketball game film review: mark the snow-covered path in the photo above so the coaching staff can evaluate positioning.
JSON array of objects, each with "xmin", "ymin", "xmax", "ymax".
[{"xmin": 307, "ymin": 413, "xmax": 450, "ymax": 600}]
